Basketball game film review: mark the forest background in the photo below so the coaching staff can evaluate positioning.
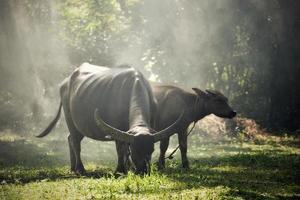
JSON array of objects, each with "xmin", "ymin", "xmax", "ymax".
[{"xmin": 0, "ymin": 0, "xmax": 299, "ymax": 133}]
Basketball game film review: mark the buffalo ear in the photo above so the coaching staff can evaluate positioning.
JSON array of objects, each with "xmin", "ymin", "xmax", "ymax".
[{"xmin": 192, "ymin": 88, "xmax": 207, "ymax": 98}]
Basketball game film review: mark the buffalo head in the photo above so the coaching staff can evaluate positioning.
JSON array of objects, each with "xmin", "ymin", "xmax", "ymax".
[
  {"xmin": 192, "ymin": 88, "xmax": 236, "ymax": 119},
  {"xmin": 94, "ymin": 109, "xmax": 183, "ymax": 175}
]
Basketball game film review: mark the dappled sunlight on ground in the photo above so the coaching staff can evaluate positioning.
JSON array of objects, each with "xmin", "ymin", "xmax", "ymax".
[{"xmin": 0, "ymin": 131, "xmax": 299, "ymax": 199}]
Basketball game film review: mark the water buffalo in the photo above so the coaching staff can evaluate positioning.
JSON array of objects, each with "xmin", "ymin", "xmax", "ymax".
[
  {"xmin": 152, "ymin": 84, "xmax": 236, "ymax": 169},
  {"xmin": 37, "ymin": 63, "xmax": 182, "ymax": 175}
]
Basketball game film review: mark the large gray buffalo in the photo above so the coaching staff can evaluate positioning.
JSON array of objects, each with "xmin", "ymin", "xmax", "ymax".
[
  {"xmin": 152, "ymin": 84, "xmax": 236, "ymax": 169},
  {"xmin": 37, "ymin": 63, "xmax": 182, "ymax": 175}
]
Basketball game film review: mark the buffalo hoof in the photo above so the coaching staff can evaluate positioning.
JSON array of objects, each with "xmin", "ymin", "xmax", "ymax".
[
  {"xmin": 75, "ymin": 167, "xmax": 86, "ymax": 176},
  {"xmin": 115, "ymin": 166, "xmax": 128, "ymax": 175},
  {"xmin": 182, "ymin": 162, "xmax": 190, "ymax": 170},
  {"xmin": 157, "ymin": 162, "xmax": 165, "ymax": 171},
  {"xmin": 114, "ymin": 172, "xmax": 127, "ymax": 179},
  {"xmin": 70, "ymin": 167, "xmax": 75, "ymax": 173},
  {"xmin": 114, "ymin": 170, "xmax": 127, "ymax": 179}
]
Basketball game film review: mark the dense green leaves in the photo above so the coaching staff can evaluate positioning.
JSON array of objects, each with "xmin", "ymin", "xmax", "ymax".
[
  {"xmin": 58, "ymin": 0, "xmax": 131, "ymax": 65},
  {"xmin": 0, "ymin": 0, "xmax": 299, "ymax": 131},
  {"xmin": 56, "ymin": 0, "xmax": 300, "ymax": 131}
]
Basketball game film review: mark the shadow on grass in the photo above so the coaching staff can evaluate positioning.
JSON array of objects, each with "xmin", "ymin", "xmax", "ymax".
[
  {"xmin": 278, "ymin": 139, "xmax": 300, "ymax": 148},
  {"xmin": 0, "ymin": 138, "xmax": 118, "ymax": 184},
  {"xmin": 0, "ymin": 134, "xmax": 117, "ymax": 169},
  {"xmin": 161, "ymin": 150, "xmax": 300, "ymax": 199},
  {"xmin": 0, "ymin": 167, "xmax": 114, "ymax": 184},
  {"xmin": 1, "ymin": 135, "xmax": 299, "ymax": 199},
  {"xmin": 0, "ymin": 139, "xmax": 68, "ymax": 168}
]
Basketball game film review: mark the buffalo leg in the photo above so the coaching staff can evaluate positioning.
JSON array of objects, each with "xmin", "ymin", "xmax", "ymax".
[
  {"xmin": 178, "ymin": 130, "xmax": 189, "ymax": 169},
  {"xmin": 64, "ymin": 116, "xmax": 85, "ymax": 174},
  {"xmin": 61, "ymin": 95, "xmax": 85, "ymax": 175},
  {"xmin": 69, "ymin": 134, "xmax": 85, "ymax": 175},
  {"xmin": 157, "ymin": 137, "xmax": 170, "ymax": 170},
  {"xmin": 68, "ymin": 135, "xmax": 76, "ymax": 172},
  {"xmin": 115, "ymin": 141, "xmax": 129, "ymax": 174}
]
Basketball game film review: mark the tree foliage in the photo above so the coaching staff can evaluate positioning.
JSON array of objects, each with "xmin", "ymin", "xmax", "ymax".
[
  {"xmin": 0, "ymin": 0, "xmax": 299, "ymax": 131},
  {"xmin": 56, "ymin": 0, "xmax": 300, "ymax": 131}
]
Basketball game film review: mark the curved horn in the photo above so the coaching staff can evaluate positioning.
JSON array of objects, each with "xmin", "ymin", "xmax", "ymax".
[
  {"xmin": 205, "ymin": 89, "xmax": 217, "ymax": 96},
  {"xmin": 153, "ymin": 110, "xmax": 184, "ymax": 142},
  {"xmin": 94, "ymin": 109, "xmax": 134, "ymax": 143}
]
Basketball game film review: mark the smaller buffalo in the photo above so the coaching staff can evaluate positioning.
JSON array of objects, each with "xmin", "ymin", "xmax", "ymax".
[{"xmin": 152, "ymin": 84, "xmax": 236, "ymax": 169}]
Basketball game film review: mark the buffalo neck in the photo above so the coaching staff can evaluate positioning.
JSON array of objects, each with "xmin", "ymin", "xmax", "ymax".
[{"xmin": 191, "ymin": 94, "xmax": 209, "ymax": 123}]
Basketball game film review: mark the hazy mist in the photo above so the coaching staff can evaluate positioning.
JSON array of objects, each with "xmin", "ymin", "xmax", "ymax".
[{"xmin": 0, "ymin": 0, "xmax": 295, "ymax": 136}]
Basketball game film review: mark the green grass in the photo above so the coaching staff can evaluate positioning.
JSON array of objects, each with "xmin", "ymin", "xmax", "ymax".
[{"xmin": 0, "ymin": 131, "xmax": 299, "ymax": 199}]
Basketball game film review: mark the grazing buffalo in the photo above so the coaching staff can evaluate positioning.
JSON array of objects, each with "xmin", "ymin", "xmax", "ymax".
[
  {"xmin": 152, "ymin": 84, "xmax": 236, "ymax": 169},
  {"xmin": 37, "ymin": 63, "xmax": 182, "ymax": 175}
]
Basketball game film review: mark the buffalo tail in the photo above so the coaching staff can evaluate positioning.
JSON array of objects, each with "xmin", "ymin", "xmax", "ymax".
[{"xmin": 36, "ymin": 101, "xmax": 62, "ymax": 138}]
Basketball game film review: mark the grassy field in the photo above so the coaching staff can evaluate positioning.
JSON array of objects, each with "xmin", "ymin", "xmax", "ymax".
[{"xmin": 0, "ymin": 130, "xmax": 299, "ymax": 200}]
